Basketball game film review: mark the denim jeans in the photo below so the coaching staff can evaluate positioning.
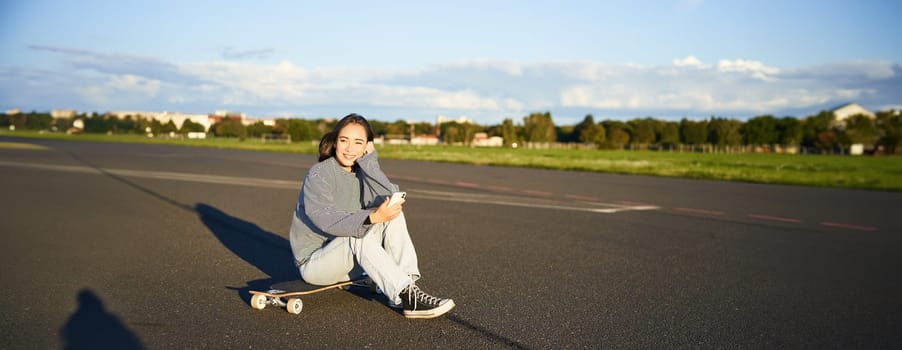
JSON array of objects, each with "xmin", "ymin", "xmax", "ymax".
[{"xmin": 299, "ymin": 212, "xmax": 420, "ymax": 304}]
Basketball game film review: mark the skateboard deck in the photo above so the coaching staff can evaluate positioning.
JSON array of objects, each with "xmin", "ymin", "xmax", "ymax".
[{"xmin": 249, "ymin": 279, "xmax": 372, "ymax": 315}]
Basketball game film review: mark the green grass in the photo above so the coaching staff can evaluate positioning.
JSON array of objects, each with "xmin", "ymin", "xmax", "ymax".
[{"xmin": 4, "ymin": 130, "xmax": 901, "ymax": 191}]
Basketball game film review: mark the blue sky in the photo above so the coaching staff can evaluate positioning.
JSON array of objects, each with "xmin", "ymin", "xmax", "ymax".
[{"xmin": 2, "ymin": 0, "xmax": 901, "ymax": 125}]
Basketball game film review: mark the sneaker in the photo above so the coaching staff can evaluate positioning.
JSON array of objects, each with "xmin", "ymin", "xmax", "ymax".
[{"xmin": 398, "ymin": 284, "xmax": 455, "ymax": 319}]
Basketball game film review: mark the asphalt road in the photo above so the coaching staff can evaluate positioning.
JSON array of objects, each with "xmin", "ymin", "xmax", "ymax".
[{"xmin": 1, "ymin": 136, "xmax": 901, "ymax": 349}]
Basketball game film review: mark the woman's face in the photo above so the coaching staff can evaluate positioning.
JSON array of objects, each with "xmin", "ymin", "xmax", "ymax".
[{"xmin": 334, "ymin": 123, "xmax": 368, "ymax": 172}]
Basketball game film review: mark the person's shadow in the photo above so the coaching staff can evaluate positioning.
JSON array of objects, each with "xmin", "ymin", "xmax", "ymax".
[
  {"xmin": 60, "ymin": 289, "xmax": 146, "ymax": 350},
  {"xmin": 195, "ymin": 203, "xmax": 300, "ymax": 302}
]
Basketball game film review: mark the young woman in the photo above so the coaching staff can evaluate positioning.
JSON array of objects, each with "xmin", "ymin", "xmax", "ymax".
[{"xmin": 288, "ymin": 113, "xmax": 454, "ymax": 319}]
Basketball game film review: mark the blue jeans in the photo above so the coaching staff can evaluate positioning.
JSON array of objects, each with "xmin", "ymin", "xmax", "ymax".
[{"xmin": 299, "ymin": 212, "xmax": 420, "ymax": 304}]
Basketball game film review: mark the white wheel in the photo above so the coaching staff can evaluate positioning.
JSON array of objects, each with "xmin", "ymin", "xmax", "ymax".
[
  {"xmin": 287, "ymin": 298, "xmax": 303, "ymax": 315},
  {"xmin": 251, "ymin": 294, "xmax": 268, "ymax": 310}
]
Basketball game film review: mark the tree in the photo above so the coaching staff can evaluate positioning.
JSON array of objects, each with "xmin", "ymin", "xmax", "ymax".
[
  {"xmin": 412, "ymin": 122, "xmax": 435, "ymax": 136},
  {"xmin": 776, "ymin": 117, "xmax": 803, "ymax": 147},
  {"xmin": 679, "ymin": 119, "xmax": 708, "ymax": 145},
  {"xmin": 802, "ymin": 110, "xmax": 835, "ymax": 150},
  {"xmin": 133, "ymin": 117, "xmax": 153, "ymax": 135},
  {"xmin": 500, "ymin": 118, "xmax": 519, "ymax": 147},
  {"xmin": 24, "ymin": 112, "xmax": 53, "ymax": 130},
  {"xmin": 212, "ymin": 118, "xmax": 247, "ymax": 139},
  {"xmin": 602, "ymin": 120, "xmax": 630, "ymax": 149},
  {"xmin": 574, "ymin": 115, "xmax": 606, "ymax": 146},
  {"xmin": 283, "ymin": 119, "xmax": 318, "ymax": 141},
  {"xmin": 368, "ymin": 119, "xmax": 387, "ymax": 136},
  {"xmin": 840, "ymin": 114, "xmax": 878, "ymax": 148},
  {"xmin": 160, "ymin": 120, "xmax": 178, "ymax": 134},
  {"xmin": 659, "ymin": 122, "xmax": 680, "ymax": 148},
  {"xmin": 628, "ymin": 118, "xmax": 657, "ymax": 148},
  {"xmin": 815, "ymin": 130, "xmax": 839, "ymax": 152},
  {"xmin": 522, "ymin": 112, "xmax": 556, "ymax": 143},
  {"xmin": 556, "ymin": 125, "xmax": 577, "ymax": 143},
  {"xmin": 246, "ymin": 121, "xmax": 274, "ymax": 138},
  {"xmin": 741, "ymin": 115, "xmax": 778, "ymax": 145},
  {"xmin": 179, "ymin": 119, "xmax": 207, "ymax": 133},
  {"xmin": 115, "ymin": 115, "xmax": 136, "ymax": 134},
  {"xmin": 53, "ymin": 116, "xmax": 74, "ymax": 132},
  {"xmin": 708, "ymin": 117, "xmax": 742, "ymax": 150},
  {"xmin": 876, "ymin": 110, "xmax": 902, "ymax": 154},
  {"xmin": 386, "ymin": 120, "xmax": 409, "ymax": 138},
  {"xmin": 440, "ymin": 122, "xmax": 462, "ymax": 144},
  {"xmin": 83, "ymin": 113, "xmax": 109, "ymax": 133}
]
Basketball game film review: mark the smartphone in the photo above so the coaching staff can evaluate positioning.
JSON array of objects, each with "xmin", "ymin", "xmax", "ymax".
[{"xmin": 388, "ymin": 192, "xmax": 407, "ymax": 206}]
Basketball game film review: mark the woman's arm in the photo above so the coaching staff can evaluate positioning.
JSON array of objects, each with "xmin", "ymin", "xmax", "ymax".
[
  {"xmin": 356, "ymin": 144, "xmax": 399, "ymax": 196},
  {"xmin": 301, "ymin": 169, "xmax": 373, "ymax": 238}
]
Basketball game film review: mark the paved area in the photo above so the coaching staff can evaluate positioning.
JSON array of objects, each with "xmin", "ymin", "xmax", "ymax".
[{"xmin": 1, "ymin": 136, "xmax": 900, "ymax": 348}]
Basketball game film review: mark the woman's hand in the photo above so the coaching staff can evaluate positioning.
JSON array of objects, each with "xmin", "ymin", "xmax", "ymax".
[
  {"xmin": 368, "ymin": 196, "xmax": 404, "ymax": 224},
  {"xmin": 365, "ymin": 141, "xmax": 375, "ymax": 155}
]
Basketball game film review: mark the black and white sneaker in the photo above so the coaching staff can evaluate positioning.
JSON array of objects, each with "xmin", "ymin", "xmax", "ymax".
[{"xmin": 398, "ymin": 284, "xmax": 455, "ymax": 319}]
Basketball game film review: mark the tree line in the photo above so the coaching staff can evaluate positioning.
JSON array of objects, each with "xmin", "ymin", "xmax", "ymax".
[{"xmin": 2, "ymin": 109, "xmax": 900, "ymax": 154}]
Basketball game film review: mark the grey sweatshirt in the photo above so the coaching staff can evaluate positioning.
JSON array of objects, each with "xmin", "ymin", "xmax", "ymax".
[{"xmin": 289, "ymin": 151, "xmax": 398, "ymax": 265}]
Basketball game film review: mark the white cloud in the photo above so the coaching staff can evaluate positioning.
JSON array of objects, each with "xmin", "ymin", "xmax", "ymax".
[
  {"xmin": 76, "ymin": 74, "xmax": 161, "ymax": 108},
  {"xmin": 8, "ymin": 46, "xmax": 901, "ymax": 123},
  {"xmin": 673, "ymin": 55, "xmax": 704, "ymax": 68}
]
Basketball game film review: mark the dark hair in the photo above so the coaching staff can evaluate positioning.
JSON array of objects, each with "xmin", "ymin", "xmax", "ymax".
[{"xmin": 318, "ymin": 113, "xmax": 375, "ymax": 162}]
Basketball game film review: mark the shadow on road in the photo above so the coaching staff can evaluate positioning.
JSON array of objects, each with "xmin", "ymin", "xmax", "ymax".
[
  {"xmin": 60, "ymin": 289, "xmax": 145, "ymax": 350},
  {"xmin": 195, "ymin": 203, "xmax": 300, "ymax": 300}
]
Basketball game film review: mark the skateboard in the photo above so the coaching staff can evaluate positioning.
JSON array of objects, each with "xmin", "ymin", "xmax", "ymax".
[{"xmin": 249, "ymin": 279, "xmax": 373, "ymax": 315}]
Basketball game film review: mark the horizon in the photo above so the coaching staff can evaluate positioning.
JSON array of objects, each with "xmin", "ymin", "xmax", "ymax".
[{"xmin": 8, "ymin": 101, "xmax": 892, "ymax": 128}]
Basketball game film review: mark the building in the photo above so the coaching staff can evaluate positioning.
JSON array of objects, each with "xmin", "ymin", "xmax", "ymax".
[
  {"xmin": 51, "ymin": 109, "xmax": 76, "ymax": 118},
  {"xmin": 156, "ymin": 112, "xmax": 212, "ymax": 131},
  {"xmin": 831, "ymin": 102, "xmax": 875, "ymax": 128},
  {"xmin": 242, "ymin": 116, "xmax": 276, "ymax": 127},
  {"xmin": 436, "ymin": 115, "xmax": 473, "ymax": 125},
  {"xmin": 472, "ymin": 132, "xmax": 503, "ymax": 147},
  {"xmin": 110, "ymin": 111, "xmax": 213, "ymax": 132},
  {"xmin": 411, "ymin": 135, "xmax": 440, "ymax": 145},
  {"xmin": 830, "ymin": 102, "xmax": 876, "ymax": 155}
]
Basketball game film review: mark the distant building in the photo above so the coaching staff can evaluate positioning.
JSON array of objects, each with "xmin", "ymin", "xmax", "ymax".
[
  {"xmin": 5, "ymin": 108, "xmax": 20, "ymax": 115},
  {"xmin": 472, "ymin": 132, "xmax": 503, "ymax": 147},
  {"xmin": 51, "ymin": 109, "xmax": 77, "ymax": 118},
  {"xmin": 831, "ymin": 102, "xmax": 875, "ymax": 128},
  {"xmin": 411, "ymin": 135, "xmax": 440, "ymax": 145},
  {"xmin": 831, "ymin": 103, "xmax": 876, "ymax": 156},
  {"xmin": 242, "ymin": 117, "xmax": 276, "ymax": 127},
  {"xmin": 436, "ymin": 115, "xmax": 473, "ymax": 125},
  {"xmin": 157, "ymin": 112, "xmax": 213, "ymax": 131},
  {"xmin": 110, "ymin": 110, "xmax": 213, "ymax": 131}
]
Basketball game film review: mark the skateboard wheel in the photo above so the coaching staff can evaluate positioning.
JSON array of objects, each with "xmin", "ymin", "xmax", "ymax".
[
  {"xmin": 287, "ymin": 298, "xmax": 303, "ymax": 315},
  {"xmin": 250, "ymin": 294, "xmax": 267, "ymax": 310}
]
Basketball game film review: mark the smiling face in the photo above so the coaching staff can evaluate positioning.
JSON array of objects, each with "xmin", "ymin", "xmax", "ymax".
[{"xmin": 334, "ymin": 123, "xmax": 368, "ymax": 172}]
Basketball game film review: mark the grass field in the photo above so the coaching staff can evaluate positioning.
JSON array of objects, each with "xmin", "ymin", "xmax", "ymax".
[{"xmin": 3, "ymin": 130, "xmax": 901, "ymax": 191}]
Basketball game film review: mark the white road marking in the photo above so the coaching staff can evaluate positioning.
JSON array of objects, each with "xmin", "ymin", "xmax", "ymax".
[{"xmin": 0, "ymin": 160, "xmax": 658, "ymax": 214}]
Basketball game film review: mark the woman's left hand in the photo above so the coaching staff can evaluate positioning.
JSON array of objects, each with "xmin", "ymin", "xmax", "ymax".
[
  {"xmin": 368, "ymin": 196, "xmax": 403, "ymax": 224},
  {"xmin": 365, "ymin": 141, "xmax": 375, "ymax": 155}
]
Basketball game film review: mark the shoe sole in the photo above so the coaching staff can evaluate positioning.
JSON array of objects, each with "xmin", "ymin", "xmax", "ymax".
[{"xmin": 403, "ymin": 299, "xmax": 455, "ymax": 319}]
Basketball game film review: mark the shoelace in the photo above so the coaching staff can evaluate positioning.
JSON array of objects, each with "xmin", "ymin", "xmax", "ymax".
[{"xmin": 407, "ymin": 285, "xmax": 443, "ymax": 307}]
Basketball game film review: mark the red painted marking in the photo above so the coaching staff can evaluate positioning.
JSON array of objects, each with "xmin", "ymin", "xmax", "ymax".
[
  {"xmin": 748, "ymin": 214, "xmax": 801, "ymax": 223},
  {"xmin": 455, "ymin": 181, "xmax": 480, "ymax": 188},
  {"xmin": 821, "ymin": 222, "xmax": 878, "ymax": 232},
  {"xmin": 523, "ymin": 190, "xmax": 552, "ymax": 197},
  {"xmin": 566, "ymin": 194, "xmax": 600, "ymax": 202},
  {"xmin": 425, "ymin": 179, "xmax": 449, "ymax": 185},
  {"xmin": 674, "ymin": 207, "xmax": 724, "ymax": 216},
  {"xmin": 487, "ymin": 185, "xmax": 513, "ymax": 192}
]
